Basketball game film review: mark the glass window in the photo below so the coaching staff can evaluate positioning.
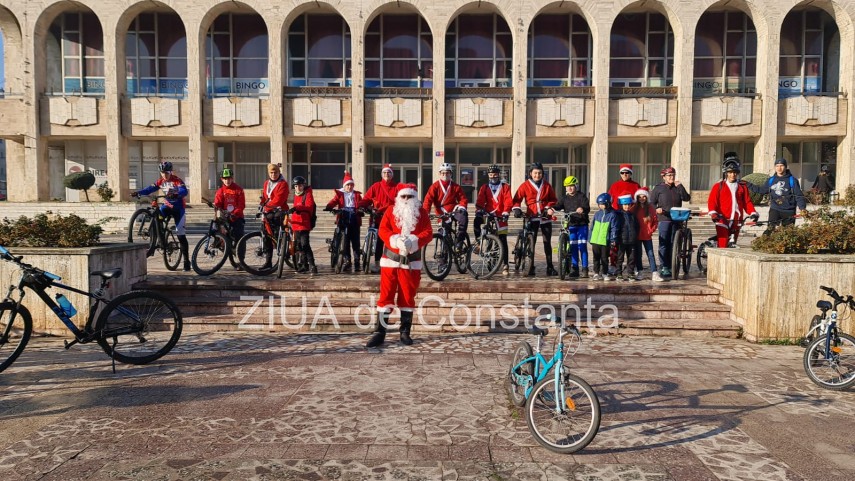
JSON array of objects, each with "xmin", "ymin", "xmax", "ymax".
[
  {"xmin": 288, "ymin": 14, "xmax": 351, "ymax": 87},
  {"xmin": 447, "ymin": 14, "xmax": 513, "ymax": 86},
  {"xmin": 289, "ymin": 143, "xmax": 350, "ymax": 190},
  {"xmin": 126, "ymin": 12, "xmax": 187, "ymax": 97},
  {"xmin": 692, "ymin": 11, "xmax": 756, "ymax": 96},
  {"xmin": 205, "ymin": 13, "xmax": 269, "ymax": 97},
  {"xmin": 778, "ymin": 9, "xmax": 837, "ymax": 97},
  {"xmin": 610, "ymin": 13, "xmax": 674, "ymax": 87},
  {"xmin": 607, "ymin": 143, "xmax": 670, "ymax": 188},
  {"xmin": 50, "ymin": 12, "xmax": 105, "ymax": 95},
  {"xmin": 365, "ymin": 14, "xmax": 433, "ymax": 87},
  {"xmin": 528, "ymin": 14, "xmax": 591, "ymax": 87}
]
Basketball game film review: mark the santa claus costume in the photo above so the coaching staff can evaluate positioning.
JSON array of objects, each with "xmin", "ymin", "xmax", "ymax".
[{"xmin": 367, "ymin": 183, "xmax": 434, "ymax": 348}]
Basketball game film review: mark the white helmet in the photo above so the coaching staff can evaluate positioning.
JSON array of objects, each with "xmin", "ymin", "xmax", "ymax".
[{"xmin": 439, "ymin": 163, "xmax": 454, "ymax": 173}]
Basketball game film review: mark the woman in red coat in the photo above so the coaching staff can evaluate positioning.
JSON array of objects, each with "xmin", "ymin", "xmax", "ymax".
[
  {"xmin": 289, "ymin": 176, "xmax": 317, "ymax": 274},
  {"xmin": 707, "ymin": 160, "xmax": 758, "ymax": 248}
]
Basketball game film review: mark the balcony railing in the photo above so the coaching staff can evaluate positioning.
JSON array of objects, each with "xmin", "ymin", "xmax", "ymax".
[
  {"xmin": 365, "ymin": 87, "xmax": 432, "ymax": 99},
  {"xmin": 609, "ymin": 86, "xmax": 677, "ymax": 99},
  {"xmin": 284, "ymin": 87, "xmax": 352, "ymax": 98},
  {"xmin": 527, "ymin": 86, "xmax": 595, "ymax": 98},
  {"xmin": 445, "ymin": 87, "xmax": 514, "ymax": 98}
]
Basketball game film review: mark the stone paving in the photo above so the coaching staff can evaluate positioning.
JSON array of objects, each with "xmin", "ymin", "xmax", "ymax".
[{"xmin": 0, "ymin": 332, "xmax": 852, "ymax": 480}]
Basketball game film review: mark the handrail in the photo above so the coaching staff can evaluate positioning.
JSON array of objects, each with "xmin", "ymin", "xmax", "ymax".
[
  {"xmin": 527, "ymin": 86, "xmax": 595, "ymax": 98},
  {"xmin": 284, "ymin": 86, "xmax": 352, "ymax": 98},
  {"xmin": 365, "ymin": 87, "xmax": 432, "ymax": 99},
  {"xmin": 609, "ymin": 86, "xmax": 677, "ymax": 99},
  {"xmin": 446, "ymin": 87, "xmax": 514, "ymax": 98}
]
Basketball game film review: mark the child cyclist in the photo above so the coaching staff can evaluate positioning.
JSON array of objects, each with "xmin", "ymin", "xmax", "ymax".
[
  {"xmin": 554, "ymin": 175, "xmax": 590, "ymax": 278},
  {"xmin": 589, "ymin": 193, "xmax": 619, "ymax": 281}
]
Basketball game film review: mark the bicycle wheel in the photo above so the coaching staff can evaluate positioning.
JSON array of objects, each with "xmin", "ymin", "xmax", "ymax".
[
  {"xmin": 525, "ymin": 373, "xmax": 601, "ymax": 454},
  {"xmin": 469, "ymin": 234, "xmax": 503, "ymax": 280},
  {"xmin": 670, "ymin": 229, "xmax": 684, "ymax": 280},
  {"xmin": 422, "ymin": 234, "xmax": 452, "ymax": 281},
  {"xmin": 454, "ymin": 233, "xmax": 471, "ymax": 274},
  {"xmin": 558, "ymin": 232, "xmax": 570, "ymax": 280},
  {"xmin": 696, "ymin": 239, "xmax": 714, "ymax": 276},
  {"xmin": 127, "ymin": 208, "xmax": 152, "ymax": 244},
  {"xmin": 803, "ymin": 332, "xmax": 855, "ymax": 390},
  {"xmin": 161, "ymin": 219, "xmax": 182, "ymax": 271},
  {"xmin": 329, "ymin": 231, "xmax": 340, "ymax": 269},
  {"xmin": 277, "ymin": 232, "xmax": 291, "ymax": 279},
  {"xmin": 680, "ymin": 229, "xmax": 693, "ymax": 278},
  {"xmin": 513, "ymin": 232, "xmax": 525, "ymax": 273},
  {"xmin": 191, "ymin": 233, "xmax": 229, "ymax": 276},
  {"xmin": 236, "ymin": 231, "xmax": 276, "ymax": 276},
  {"xmin": 95, "ymin": 291, "xmax": 183, "ymax": 365},
  {"xmin": 507, "ymin": 341, "xmax": 534, "ymax": 407},
  {"xmin": 0, "ymin": 304, "xmax": 33, "ymax": 374},
  {"xmin": 520, "ymin": 233, "xmax": 535, "ymax": 274},
  {"xmin": 334, "ymin": 231, "xmax": 348, "ymax": 274},
  {"xmin": 362, "ymin": 230, "xmax": 377, "ymax": 273}
]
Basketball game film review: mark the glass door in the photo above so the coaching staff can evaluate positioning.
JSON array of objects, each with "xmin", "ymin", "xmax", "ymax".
[{"xmin": 402, "ymin": 166, "xmax": 420, "ymax": 197}]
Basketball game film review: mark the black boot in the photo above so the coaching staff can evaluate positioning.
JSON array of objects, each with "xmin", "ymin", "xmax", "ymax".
[
  {"xmin": 179, "ymin": 235, "xmax": 191, "ymax": 271},
  {"xmin": 354, "ymin": 256, "xmax": 361, "ymax": 273},
  {"xmin": 366, "ymin": 312, "xmax": 388, "ymax": 348},
  {"xmin": 399, "ymin": 311, "xmax": 414, "ymax": 346}
]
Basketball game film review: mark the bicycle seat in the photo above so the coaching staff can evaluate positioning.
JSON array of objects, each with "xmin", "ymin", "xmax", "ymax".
[
  {"xmin": 816, "ymin": 300, "xmax": 833, "ymax": 311},
  {"xmin": 528, "ymin": 325, "xmax": 549, "ymax": 337},
  {"xmin": 91, "ymin": 268, "xmax": 123, "ymax": 280}
]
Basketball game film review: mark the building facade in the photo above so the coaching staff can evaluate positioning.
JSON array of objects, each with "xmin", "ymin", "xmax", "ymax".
[{"xmin": 0, "ymin": 0, "xmax": 853, "ymax": 204}]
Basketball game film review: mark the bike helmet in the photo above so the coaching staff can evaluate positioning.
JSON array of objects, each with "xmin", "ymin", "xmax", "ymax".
[
  {"xmin": 722, "ymin": 159, "xmax": 741, "ymax": 174},
  {"xmin": 660, "ymin": 166, "xmax": 676, "ymax": 177},
  {"xmin": 158, "ymin": 161, "xmax": 173, "ymax": 173},
  {"xmin": 221, "ymin": 168, "xmax": 233, "ymax": 178},
  {"xmin": 563, "ymin": 175, "xmax": 579, "ymax": 187},
  {"xmin": 439, "ymin": 163, "xmax": 454, "ymax": 173},
  {"xmin": 723, "ymin": 151, "xmax": 740, "ymax": 164},
  {"xmin": 529, "ymin": 162, "xmax": 544, "ymax": 172},
  {"xmin": 487, "ymin": 164, "xmax": 501, "ymax": 174},
  {"xmin": 618, "ymin": 195, "xmax": 634, "ymax": 206},
  {"xmin": 595, "ymin": 193, "xmax": 611, "ymax": 205},
  {"xmin": 821, "ymin": 164, "xmax": 830, "ymax": 173},
  {"xmin": 292, "ymin": 175, "xmax": 307, "ymax": 186}
]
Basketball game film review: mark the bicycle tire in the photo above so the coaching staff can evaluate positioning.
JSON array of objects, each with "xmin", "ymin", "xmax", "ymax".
[
  {"xmin": 696, "ymin": 239, "xmax": 714, "ymax": 276},
  {"xmin": 670, "ymin": 229, "xmax": 684, "ymax": 280},
  {"xmin": 469, "ymin": 233, "xmax": 503, "ymax": 280},
  {"xmin": 520, "ymin": 232, "xmax": 535, "ymax": 274},
  {"xmin": 95, "ymin": 291, "xmax": 183, "ymax": 365},
  {"xmin": 191, "ymin": 233, "xmax": 229, "ymax": 276},
  {"xmin": 525, "ymin": 373, "xmax": 601, "ymax": 454},
  {"xmin": 127, "ymin": 208, "xmax": 152, "ymax": 244},
  {"xmin": 507, "ymin": 341, "xmax": 534, "ymax": 407},
  {"xmin": 513, "ymin": 232, "xmax": 525, "ymax": 273},
  {"xmin": 335, "ymin": 231, "xmax": 348, "ymax": 274},
  {"xmin": 803, "ymin": 332, "xmax": 855, "ymax": 390},
  {"xmin": 423, "ymin": 234, "xmax": 452, "ymax": 281},
  {"xmin": 455, "ymin": 233, "xmax": 471, "ymax": 274},
  {"xmin": 277, "ymin": 234, "xmax": 289, "ymax": 279},
  {"xmin": 236, "ymin": 231, "xmax": 276, "ymax": 276},
  {"xmin": 161, "ymin": 219, "xmax": 182, "ymax": 271},
  {"xmin": 558, "ymin": 232, "xmax": 570, "ymax": 280},
  {"xmin": 362, "ymin": 230, "xmax": 377, "ymax": 273},
  {"xmin": 681, "ymin": 229, "xmax": 693, "ymax": 278},
  {"xmin": 282, "ymin": 231, "xmax": 295, "ymax": 269},
  {"xmin": 329, "ymin": 230, "xmax": 340, "ymax": 269},
  {"xmin": 0, "ymin": 304, "xmax": 33, "ymax": 374}
]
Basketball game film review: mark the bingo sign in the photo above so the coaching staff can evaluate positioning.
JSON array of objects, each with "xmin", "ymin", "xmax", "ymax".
[
  {"xmin": 209, "ymin": 78, "xmax": 270, "ymax": 96},
  {"xmin": 128, "ymin": 78, "xmax": 189, "ymax": 96},
  {"xmin": 778, "ymin": 76, "xmax": 821, "ymax": 98}
]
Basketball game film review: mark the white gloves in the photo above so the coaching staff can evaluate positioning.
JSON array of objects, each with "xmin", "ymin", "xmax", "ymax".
[
  {"xmin": 404, "ymin": 235, "xmax": 419, "ymax": 254},
  {"xmin": 396, "ymin": 237, "xmax": 408, "ymax": 253}
]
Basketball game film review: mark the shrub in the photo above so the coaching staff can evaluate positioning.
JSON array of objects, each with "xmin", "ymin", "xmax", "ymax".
[
  {"xmin": 742, "ymin": 173, "xmax": 768, "ymax": 206},
  {"xmin": 803, "ymin": 188, "xmax": 825, "ymax": 206},
  {"xmin": 96, "ymin": 181, "xmax": 115, "ymax": 202},
  {"xmin": 63, "ymin": 172, "xmax": 96, "ymax": 202},
  {"xmin": 842, "ymin": 185, "xmax": 855, "ymax": 208},
  {"xmin": 752, "ymin": 206, "xmax": 855, "ymax": 254},
  {"xmin": 0, "ymin": 213, "xmax": 102, "ymax": 247}
]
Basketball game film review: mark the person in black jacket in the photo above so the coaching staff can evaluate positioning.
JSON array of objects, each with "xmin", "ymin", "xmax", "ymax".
[
  {"xmin": 746, "ymin": 158, "xmax": 806, "ymax": 234},
  {"xmin": 650, "ymin": 166, "xmax": 690, "ymax": 278},
  {"xmin": 812, "ymin": 165, "xmax": 835, "ymax": 204},
  {"xmin": 554, "ymin": 176, "xmax": 591, "ymax": 278},
  {"xmin": 614, "ymin": 195, "xmax": 640, "ymax": 281}
]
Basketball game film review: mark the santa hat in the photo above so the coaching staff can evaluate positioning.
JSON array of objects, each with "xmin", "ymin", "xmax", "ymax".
[
  {"xmin": 634, "ymin": 188, "xmax": 650, "ymax": 200},
  {"xmin": 342, "ymin": 172, "xmax": 354, "ymax": 186},
  {"xmin": 619, "ymin": 164, "xmax": 633, "ymax": 174},
  {"xmin": 382, "ymin": 164, "xmax": 394, "ymax": 174},
  {"xmin": 396, "ymin": 183, "xmax": 418, "ymax": 199}
]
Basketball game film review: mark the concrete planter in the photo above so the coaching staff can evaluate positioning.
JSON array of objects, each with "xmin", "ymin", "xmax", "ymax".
[
  {"xmin": 707, "ymin": 248, "xmax": 855, "ymax": 341},
  {"xmin": 0, "ymin": 244, "xmax": 147, "ymax": 335}
]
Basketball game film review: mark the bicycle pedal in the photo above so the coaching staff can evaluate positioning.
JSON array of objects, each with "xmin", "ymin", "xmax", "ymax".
[{"xmin": 64, "ymin": 339, "xmax": 79, "ymax": 350}]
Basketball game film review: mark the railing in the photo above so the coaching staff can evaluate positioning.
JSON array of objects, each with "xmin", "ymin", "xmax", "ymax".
[
  {"xmin": 284, "ymin": 87, "xmax": 352, "ymax": 98},
  {"xmin": 43, "ymin": 91, "xmax": 106, "ymax": 99},
  {"xmin": 0, "ymin": 90, "xmax": 23, "ymax": 99},
  {"xmin": 365, "ymin": 87, "xmax": 432, "ymax": 99},
  {"xmin": 126, "ymin": 92, "xmax": 187, "ymax": 99},
  {"xmin": 693, "ymin": 90, "xmax": 760, "ymax": 99},
  {"xmin": 445, "ymin": 87, "xmax": 514, "ymax": 98},
  {"xmin": 206, "ymin": 92, "xmax": 270, "ymax": 99},
  {"xmin": 527, "ymin": 86, "xmax": 595, "ymax": 98},
  {"xmin": 609, "ymin": 86, "xmax": 677, "ymax": 99}
]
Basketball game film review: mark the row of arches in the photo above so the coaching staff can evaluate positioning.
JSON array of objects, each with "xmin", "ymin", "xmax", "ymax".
[{"xmin": 0, "ymin": 1, "xmax": 849, "ymax": 97}]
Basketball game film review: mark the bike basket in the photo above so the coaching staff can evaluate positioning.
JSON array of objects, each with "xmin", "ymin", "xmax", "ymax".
[{"xmin": 669, "ymin": 207, "xmax": 691, "ymax": 222}]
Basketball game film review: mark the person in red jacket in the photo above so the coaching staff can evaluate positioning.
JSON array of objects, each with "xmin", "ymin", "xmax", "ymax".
[
  {"xmin": 512, "ymin": 162, "xmax": 559, "ymax": 276},
  {"xmin": 707, "ymin": 159, "xmax": 758, "ymax": 248},
  {"xmin": 288, "ymin": 176, "xmax": 317, "ymax": 274},
  {"xmin": 423, "ymin": 162, "xmax": 468, "ymax": 248},
  {"xmin": 366, "ymin": 183, "xmax": 433, "ymax": 348},
  {"xmin": 260, "ymin": 163, "xmax": 290, "ymax": 270},
  {"xmin": 475, "ymin": 164, "xmax": 513, "ymax": 275},
  {"xmin": 633, "ymin": 188, "xmax": 659, "ymax": 281},
  {"xmin": 325, "ymin": 172, "xmax": 367, "ymax": 272},
  {"xmin": 213, "ymin": 167, "xmax": 246, "ymax": 244},
  {"xmin": 608, "ymin": 164, "xmax": 642, "ymax": 210},
  {"xmin": 363, "ymin": 164, "xmax": 399, "ymax": 272}
]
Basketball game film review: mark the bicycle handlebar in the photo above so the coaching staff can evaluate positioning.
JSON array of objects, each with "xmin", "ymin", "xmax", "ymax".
[{"xmin": 819, "ymin": 285, "xmax": 855, "ymax": 309}]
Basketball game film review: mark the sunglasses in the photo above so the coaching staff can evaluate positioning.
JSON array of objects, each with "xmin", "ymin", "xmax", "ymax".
[
  {"xmin": 620, "ymin": 172, "xmax": 631, "ymax": 175},
  {"xmin": 400, "ymin": 195, "xmax": 415, "ymax": 199}
]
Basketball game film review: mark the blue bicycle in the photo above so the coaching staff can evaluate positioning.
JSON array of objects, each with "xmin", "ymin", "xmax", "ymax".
[
  {"xmin": 506, "ymin": 318, "xmax": 601, "ymax": 453},
  {"xmin": 803, "ymin": 286, "xmax": 855, "ymax": 390}
]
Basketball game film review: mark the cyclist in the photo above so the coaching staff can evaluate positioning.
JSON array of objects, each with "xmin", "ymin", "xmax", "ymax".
[
  {"xmin": 589, "ymin": 193, "xmax": 618, "ymax": 281},
  {"xmin": 259, "ymin": 163, "xmax": 290, "ymax": 270},
  {"xmin": 554, "ymin": 175, "xmax": 590, "ymax": 279},
  {"xmin": 213, "ymin": 167, "xmax": 246, "ymax": 245},
  {"xmin": 707, "ymin": 159, "xmax": 758, "ymax": 248},
  {"xmin": 363, "ymin": 163, "xmax": 399, "ymax": 273},
  {"xmin": 325, "ymin": 172, "xmax": 367, "ymax": 272},
  {"xmin": 745, "ymin": 157, "xmax": 806, "ymax": 234},
  {"xmin": 474, "ymin": 164, "xmax": 513, "ymax": 276},
  {"xmin": 633, "ymin": 188, "xmax": 659, "ymax": 281},
  {"xmin": 607, "ymin": 164, "xmax": 641, "ymax": 210},
  {"xmin": 614, "ymin": 195, "xmax": 640, "ymax": 281},
  {"xmin": 512, "ymin": 162, "xmax": 559, "ymax": 276},
  {"xmin": 289, "ymin": 176, "xmax": 318, "ymax": 274},
  {"xmin": 132, "ymin": 161, "xmax": 190, "ymax": 271},
  {"xmin": 651, "ymin": 166, "xmax": 690, "ymax": 280},
  {"xmin": 423, "ymin": 162, "xmax": 469, "ymax": 250}
]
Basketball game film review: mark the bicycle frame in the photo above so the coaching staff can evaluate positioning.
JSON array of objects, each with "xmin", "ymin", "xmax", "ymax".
[
  {"xmin": 511, "ymin": 325, "xmax": 581, "ymax": 400},
  {"xmin": 809, "ymin": 286, "xmax": 853, "ymax": 359}
]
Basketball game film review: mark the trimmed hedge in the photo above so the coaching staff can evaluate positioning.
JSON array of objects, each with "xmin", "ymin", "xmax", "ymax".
[{"xmin": 0, "ymin": 213, "xmax": 102, "ymax": 247}]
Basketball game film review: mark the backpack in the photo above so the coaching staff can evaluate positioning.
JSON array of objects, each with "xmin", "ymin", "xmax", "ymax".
[
  {"xmin": 310, "ymin": 206, "xmax": 317, "ymax": 229},
  {"xmin": 768, "ymin": 176, "xmax": 795, "ymax": 190}
]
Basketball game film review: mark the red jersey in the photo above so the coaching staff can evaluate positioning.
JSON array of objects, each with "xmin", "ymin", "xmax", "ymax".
[
  {"xmin": 363, "ymin": 180, "xmax": 399, "ymax": 215},
  {"xmin": 290, "ymin": 187, "xmax": 316, "ymax": 232},
  {"xmin": 214, "ymin": 182, "xmax": 246, "ymax": 219},
  {"xmin": 513, "ymin": 180, "xmax": 557, "ymax": 216},
  {"xmin": 423, "ymin": 181, "xmax": 468, "ymax": 215},
  {"xmin": 608, "ymin": 179, "xmax": 642, "ymax": 210},
  {"xmin": 261, "ymin": 176, "xmax": 289, "ymax": 213}
]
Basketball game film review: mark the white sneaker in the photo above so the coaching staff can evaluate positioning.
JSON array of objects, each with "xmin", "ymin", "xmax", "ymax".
[
  {"xmin": 591, "ymin": 273, "xmax": 602, "ymax": 281},
  {"xmin": 635, "ymin": 272, "xmax": 644, "ymax": 281},
  {"xmin": 652, "ymin": 271, "xmax": 664, "ymax": 282},
  {"xmin": 604, "ymin": 275, "xmax": 615, "ymax": 282}
]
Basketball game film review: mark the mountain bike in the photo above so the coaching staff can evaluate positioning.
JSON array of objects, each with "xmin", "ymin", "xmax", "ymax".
[
  {"xmin": 422, "ymin": 212, "xmax": 471, "ymax": 281},
  {"xmin": 360, "ymin": 208, "xmax": 381, "ymax": 274},
  {"xmin": 512, "ymin": 211, "xmax": 551, "ymax": 275},
  {"xmin": 326, "ymin": 208, "xmax": 360, "ymax": 274},
  {"xmin": 236, "ymin": 202, "xmax": 293, "ymax": 277},
  {"xmin": 696, "ymin": 216, "xmax": 764, "ymax": 275},
  {"xmin": 0, "ymin": 245, "xmax": 183, "ymax": 374},
  {"xmin": 130, "ymin": 195, "xmax": 183, "ymax": 271},
  {"xmin": 557, "ymin": 212, "xmax": 587, "ymax": 280},
  {"xmin": 506, "ymin": 317, "xmax": 601, "ymax": 453},
  {"xmin": 802, "ymin": 286, "xmax": 855, "ymax": 390},
  {"xmin": 191, "ymin": 198, "xmax": 241, "ymax": 276},
  {"xmin": 127, "ymin": 197, "xmax": 156, "ymax": 244},
  {"xmin": 668, "ymin": 207, "xmax": 697, "ymax": 280},
  {"xmin": 468, "ymin": 210, "xmax": 504, "ymax": 280}
]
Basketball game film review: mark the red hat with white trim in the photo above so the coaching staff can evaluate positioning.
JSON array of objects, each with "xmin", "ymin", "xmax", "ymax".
[
  {"xmin": 619, "ymin": 164, "xmax": 633, "ymax": 174},
  {"xmin": 634, "ymin": 188, "xmax": 650, "ymax": 200},
  {"xmin": 342, "ymin": 172, "xmax": 354, "ymax": 186},
  {"xmin": 396, "ymin": 183, "xmax": 418, "ymax": 199},
  {"xmin": 382, "ymin": 164, "xmax": 394, "ymax": 174}
]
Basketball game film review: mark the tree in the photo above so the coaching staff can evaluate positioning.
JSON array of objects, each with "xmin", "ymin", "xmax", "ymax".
[{"xmin": 63, "ymin": 172, "xmax": 96, "ymax": 202}]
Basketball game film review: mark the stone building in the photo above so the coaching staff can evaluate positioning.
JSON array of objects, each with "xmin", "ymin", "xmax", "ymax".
[{"xmin": 0, "ymin": 0, "xmax": 852, "ymax": 204}]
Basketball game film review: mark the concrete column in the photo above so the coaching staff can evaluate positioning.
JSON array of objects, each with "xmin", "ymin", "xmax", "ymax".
[
  {"xmin": 671, "ymin": 23, "xmax": 695, "ymax": 193},
  {"xmin": 18, "ymin": 11, "xmax": 49, "ymax": 201},
  {"xmin": 351, "ymin": 17, "xmax": 367, "ymax": 192},
  {"xmin": 835, "ymin": 17, "xmax": 855, "ymax": 191},
  {"xmin": 267, "ymin": 13, "xmax": 286, "ymax": 182},
  {"xmin": 186, "ymin": 18, "xmax": 208, "ymax": 204},
  {"xmin": 104, "ymin": 22, "xmax": 129, "ymax": 201},
  {"xmin": 431, "ymin": 21, "xmax": 446, "ymax": 178},
  {"xmin": 753, "ymin": 18, "xmax": 782, "ymax": 175},
  {"xmin": 589, "ymin": 29, "xmax": 611, "ymax": 197},
  {"xmin": 511, "ymin": 16, "xmax": 528, "ymax": 191}
]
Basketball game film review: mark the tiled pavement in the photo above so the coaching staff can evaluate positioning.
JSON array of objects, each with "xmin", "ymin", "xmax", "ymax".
[{"xmin": 1, "ymin": 332, "xmax": 852, "ymax": 481}]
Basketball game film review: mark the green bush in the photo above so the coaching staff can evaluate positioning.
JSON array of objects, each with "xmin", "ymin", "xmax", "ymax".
[
  {"xmin": 96, "ymin": 181, "xmax": 115, "ymax": 202},
  {"xmin": 0, "ymin": 213, "xmax": 102, "ymax": 247},
  {"xmin": 63, "ymin": 172, "xmax": 96, "ymax": 202},
  {"xmin": 752, "ymin": 206, "xmax": 855, "ymax": 254},
  {"xmin": 842, "ymin": 184, "xmax": 855, "ymax": 208},
  {"xmin": 742, "ymin": 173, "xmax": 768, "ymax": 206}
]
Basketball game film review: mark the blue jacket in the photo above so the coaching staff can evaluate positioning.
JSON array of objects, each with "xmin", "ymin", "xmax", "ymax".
[{"xmin": 590, "ymin": 208, "xmax": 620, "ymax": 246}]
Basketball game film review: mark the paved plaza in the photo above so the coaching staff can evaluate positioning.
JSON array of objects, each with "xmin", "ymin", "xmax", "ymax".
[{"xmin": 0, "ymin": 332, "xmax": 852, "ymax": 481}]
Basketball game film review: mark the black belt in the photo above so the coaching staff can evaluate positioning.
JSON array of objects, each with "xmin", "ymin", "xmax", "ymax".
[{"xmin": 384, "ymin": 248, "xmax": 421, "ymax": 264}]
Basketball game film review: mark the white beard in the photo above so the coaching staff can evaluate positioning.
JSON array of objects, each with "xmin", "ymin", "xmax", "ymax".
[{"xmin": 393, "ymin": 197, "xmax": 420, "ymax": 237}]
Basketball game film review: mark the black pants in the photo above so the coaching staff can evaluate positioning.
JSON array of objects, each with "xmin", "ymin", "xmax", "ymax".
[
  {"xmin": 616, "ymin": 244, "xmax": 636, "ymax": 277},
  {"xmin": 229, "ymin": 218, "xmax": 245, "ymax": 242},
  {"xmin": 294, "ymin": 231, "xmax": 315, "ymax": 266},
  {"xmin": 591, "ymin": 244, "xmax": 610, "ymax": 275},
  {"xmin": 529, "ymin": 221, "xmax": 554, "ymax": 266},
  {"xmin": 343, "ymin": 221, "xmax": 361, "ymax": 262},
  {"xmin": 765, "ymin": 209, "xmax": 796, "ymax": 235}
]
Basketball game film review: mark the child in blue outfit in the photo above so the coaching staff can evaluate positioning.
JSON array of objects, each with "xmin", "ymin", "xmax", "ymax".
[{"xmin": 589, "ymin": 193, "xmax": 619, "ymax": 281}]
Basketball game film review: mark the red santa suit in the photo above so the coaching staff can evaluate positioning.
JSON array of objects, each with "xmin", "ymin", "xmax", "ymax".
[
  {"xmin": 476, "ymin": 181, "xmax": 513, "ymax": 233},
  {"xmin": 512, "ymin": 179, "xmax": 558, "ymax": 219},
  {"xmin": 707, "ymin": 179, "xmax": 757, "ymax": 248},
  {"xmin": 423, "ymin": 180, "xmax": 468, "ymax": 215},
  {"xmin": 378, "ymin": 183, "xmax": 434, "ymax": 312},
  {"xmin": 261, "ymin": 175, "xmax": 290, "ymax": 213}
]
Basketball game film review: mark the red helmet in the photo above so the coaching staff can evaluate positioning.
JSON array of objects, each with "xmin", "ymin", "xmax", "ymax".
[{"xmin": 660, "ymin": 167, "xmax": 676, "ymax": 177}]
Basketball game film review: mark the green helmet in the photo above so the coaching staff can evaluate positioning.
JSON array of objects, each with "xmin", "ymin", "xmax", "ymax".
[
  {"xmin": 563, "ymin": 175, "xmax": 578, "ymax": 187},
  {"xmin": 221, "ymin": 168, "xmax": 233, "ymax": 178}
]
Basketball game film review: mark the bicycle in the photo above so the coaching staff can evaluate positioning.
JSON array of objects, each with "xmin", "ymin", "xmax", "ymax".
[
  {"xmin": 696, "ymin": 216, "xmax": 764, "ymax": 275},
  {"xmin": 127, "ymin": 196, "xmax": 155, "ymax": 244},
  {"xmin": 0, "ymin": 245, "xmax": 183, "ymax": 374},
  {"xmin": 129, "ymin": 195, "xmax": 183, "ymax": 271},
  {"xmin": 506, "ymin": 317, "xmax": 601, "ymax": 453},
  {"xmin": 511, "ymin": 211, "xmax": 551, "ymax": 275},
  {"xmin": 802, "ymin": 286, "xmax": 855, "ymax": 390},
  {"xmin": 326, "ymin": 208, "xmax": 361, "ymax": 274},
  {"xmin": 422, "ymin": 212, "xmax": 471, "ymax": 281},
  {"xmin": 556, "ymin": 212, "xmax": 587, "ymax": 280},
  {"xmin": 191, "ymin": 198, "xmax": 241, "ymax": 276},
  {"xmin": 668, "ymin": 207, "xmax": 698, "ymax": 280},
  {"xmin": 236, "ymin": 201, "xmax": 294, "ymax": 277},
  {"xmin": 360, "ymin": 208, "xmax": 381, "ymax": 274},
  {"xmin": 468, "ymin": 210, "xmax": 504, "ymax": 280}
]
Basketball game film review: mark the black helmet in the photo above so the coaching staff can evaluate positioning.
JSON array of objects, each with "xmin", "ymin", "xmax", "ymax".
[
  {"xmin": 158, "ymin": 161, "xmax": 173, "ymax": 173},
  {"xmin": 723, "ymin": 152, "xmax": 740, "ymax": 163},
  {"xmin": 292, "ymin": 176, "xmax": 306, "ymax": 186},
  {"xmin": 487, "ymin": 164, "xmax": 501, "ymax": 174},
  {"xmin": 722, "ymin": 159, "xmax": 741, "ymax": 174},
  {"xmin": 529, "ymin": 162, "xmax": 544, "ymax": 172}
]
